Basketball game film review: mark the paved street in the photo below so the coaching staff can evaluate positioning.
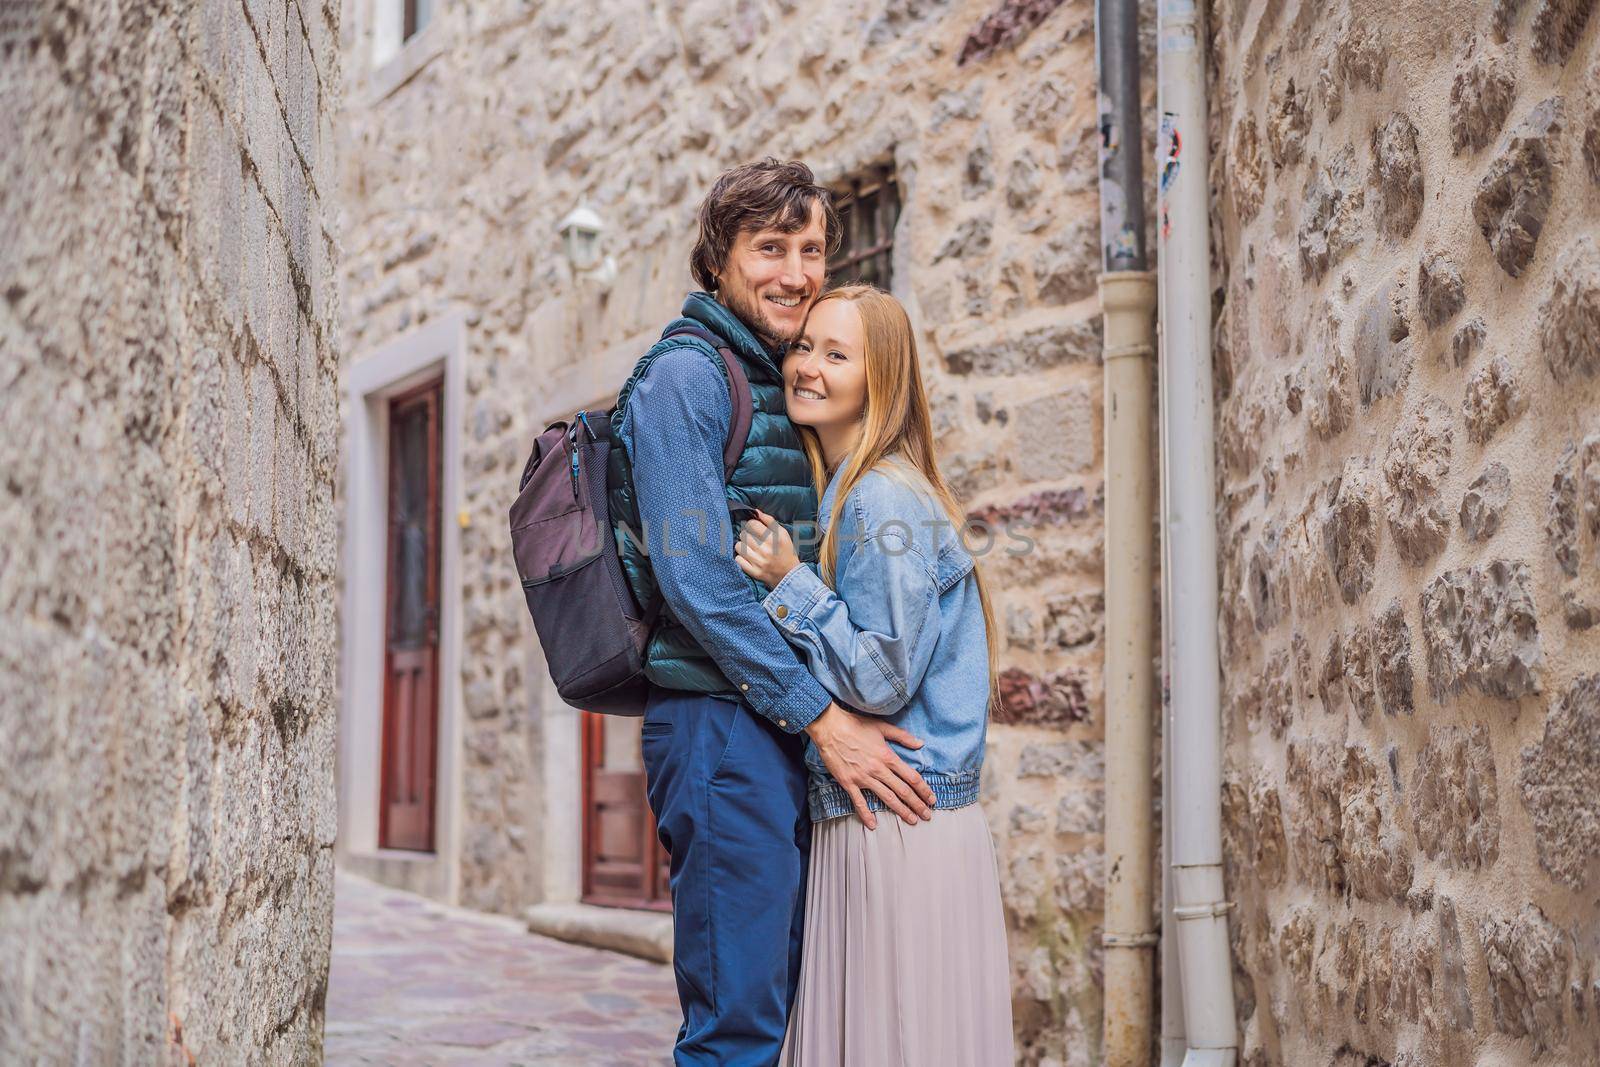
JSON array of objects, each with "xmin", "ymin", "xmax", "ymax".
[{"xmin": 326, "ymin": 871, "xmax": 679, "ymax": 1065}]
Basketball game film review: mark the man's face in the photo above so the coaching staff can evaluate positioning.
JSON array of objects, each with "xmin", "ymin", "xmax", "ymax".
[{"xmin": 713, "ymin": 200, "xmax": 828, "ymax": 347}]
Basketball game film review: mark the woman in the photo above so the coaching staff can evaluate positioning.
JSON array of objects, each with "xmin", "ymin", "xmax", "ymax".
[{"xmin": 734, "ymin": 284, "xmax": 1013, "ymax": 1066}]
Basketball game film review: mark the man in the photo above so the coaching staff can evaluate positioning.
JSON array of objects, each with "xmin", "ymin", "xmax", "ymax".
[{"xmin": 614, "ymin": 159, "xmax": 936, "ymax": 1065}]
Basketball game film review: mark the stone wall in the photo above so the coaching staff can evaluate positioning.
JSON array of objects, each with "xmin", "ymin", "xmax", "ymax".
[
  {"xmin": 1, "ymin": 1, "xmax": 341, "ymax": 1062},
  {"xmin": 1210, "ymin": 1, "xmax": 1600, "ymax": 1063},
  {"xmin": 337, "ymin": 0, "xmax": 1129, "ymax": 1059}
]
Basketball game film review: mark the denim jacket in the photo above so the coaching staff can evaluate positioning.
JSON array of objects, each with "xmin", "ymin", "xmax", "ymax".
[{"xmin": 761, "ymin": 456, "xmax": 991, "ymax": 822}]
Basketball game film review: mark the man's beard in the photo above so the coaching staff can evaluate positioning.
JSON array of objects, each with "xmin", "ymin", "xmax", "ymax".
[{"xmin": 720, "ymin": 287, "xmax": 807, "ymax": 348}]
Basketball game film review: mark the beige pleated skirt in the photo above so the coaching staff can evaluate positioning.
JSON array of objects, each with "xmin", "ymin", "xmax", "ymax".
[{"xmin": 780, "ymin": 803, "xmax": 1015, "ymax": 1067}]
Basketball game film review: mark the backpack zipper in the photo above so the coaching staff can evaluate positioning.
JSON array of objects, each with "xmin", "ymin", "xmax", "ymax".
[{"xmin": 568, "ymin": 423, "xmax": 581, "ymax": 499}]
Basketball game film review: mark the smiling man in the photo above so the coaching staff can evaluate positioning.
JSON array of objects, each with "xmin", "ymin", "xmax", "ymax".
[{"xmin": 613, "ymin": 159, "xmax": 936, "ymax": 1065}]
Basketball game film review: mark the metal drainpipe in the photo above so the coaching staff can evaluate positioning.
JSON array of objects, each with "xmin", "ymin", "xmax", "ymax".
[
  {"xmin": 1094, "ymin": 0, "xmax": 1158, "ymax": 1064},
  {"xmin": 1157, "ymin": 2, "xmax": 1238, "ymax": 1065},
  {"xmin": 1159, "ymin": 329, "xmax": 1186, "ymax": 1067},
  {"xmin": 1160, "ymin": 478, "xmax": 1187, "ymax": 1067}
]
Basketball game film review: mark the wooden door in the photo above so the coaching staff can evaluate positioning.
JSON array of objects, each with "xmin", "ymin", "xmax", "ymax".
[
  {"xmin": 379, "ymin": 379, "xmax": 442, "ymax": 852},
  {"xmin": 581, "ymin": 713, "xmax": 671, "ymax": 910}
]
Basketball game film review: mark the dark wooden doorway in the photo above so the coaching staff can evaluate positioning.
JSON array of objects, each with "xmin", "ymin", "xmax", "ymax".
[
  {"xmin": 379, "ymin": 378, "xmax": 443, "ymax": 852},
  {"xmin": 581, "ymin": 713, "xmax": 671, "ymax": 910}
]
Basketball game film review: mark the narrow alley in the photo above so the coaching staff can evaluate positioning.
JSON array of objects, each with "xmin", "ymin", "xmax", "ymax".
[
  {"xmin": 325, "ymin": 873, "xmax": 679, "ymax": 1065},
  {"xmin": 7, "ymin": 3, "xmax": 1600, "ymax": 1065}
]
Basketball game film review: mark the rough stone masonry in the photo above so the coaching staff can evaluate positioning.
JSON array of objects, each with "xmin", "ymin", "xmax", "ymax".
[
  {"xmin": 1212, "ymin": 0, "xmax": 1600, "ymax": 1064},
  {"xmin": 1, "ymin": 1, "xmax": 342, "ymax": 1063}
]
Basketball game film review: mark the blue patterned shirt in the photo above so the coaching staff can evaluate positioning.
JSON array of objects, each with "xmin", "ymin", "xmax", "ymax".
[{"xmin": 620, "ymin": 344, "xmax": 830, "ymax": 734}]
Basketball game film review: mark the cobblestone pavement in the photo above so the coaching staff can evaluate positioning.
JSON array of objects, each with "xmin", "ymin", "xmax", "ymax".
[{"xmin": 326, "ymin": 871, "xmax": 679, "ymax": 1065}]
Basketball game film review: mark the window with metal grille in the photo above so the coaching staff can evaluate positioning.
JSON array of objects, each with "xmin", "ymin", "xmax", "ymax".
[
  {"xmin": 828, "ymin": 168, "xmax": 900, "ymax": 291},
  {"xmin": 403, "ymin": 0, "xmax": 433, "ymax": 42}
]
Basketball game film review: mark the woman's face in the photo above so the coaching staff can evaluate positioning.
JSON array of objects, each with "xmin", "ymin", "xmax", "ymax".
[{"xmin": 784, "ymin": 298, "xmax": 869, "ymax": 432}]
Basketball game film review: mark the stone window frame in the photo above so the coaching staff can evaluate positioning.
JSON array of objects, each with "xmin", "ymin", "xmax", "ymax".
[
  {"xmin": 402, "ymin": 0, "xmax": 434, "ymax": 42},
  {"xmin": 337, "ymin": 311, "xmax": 467, "ymax": 901},
  {"xmin": 369, "ymin": 0, "xmax": 449, "ymax": 101},
  {"xmin": 829, "ymin": 165, "xmax": 901, "ymax": 292}
]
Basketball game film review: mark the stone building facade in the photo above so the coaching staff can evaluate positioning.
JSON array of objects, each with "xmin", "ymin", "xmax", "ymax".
[
  {"xmin": 1209, "ymin": 1, "xmax": 1600, "ymax": 1064},
  {"xmin": 1, "ymin": 1, "xmax": 342, "ymax": 1063},
  {"xmin": 336, "ymin": 0, "xmax": 1123, "ymax": 1061}
]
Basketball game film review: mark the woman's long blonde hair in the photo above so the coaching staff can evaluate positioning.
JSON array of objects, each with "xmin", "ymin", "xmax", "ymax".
[{"xmin": 795, "ymin": 284, "xmax": 1001, "ymax": 713}]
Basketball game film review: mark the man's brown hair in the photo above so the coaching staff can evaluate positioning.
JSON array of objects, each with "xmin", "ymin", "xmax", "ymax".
[{"xmin": 690, "ymin": 158, "xmax": 841, "ymax": 292}]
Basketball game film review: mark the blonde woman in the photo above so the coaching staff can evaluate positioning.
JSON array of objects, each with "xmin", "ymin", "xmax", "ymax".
[{"xmin": 735, "ymin": 284, "xmax": 1013, "ymax": 1065}]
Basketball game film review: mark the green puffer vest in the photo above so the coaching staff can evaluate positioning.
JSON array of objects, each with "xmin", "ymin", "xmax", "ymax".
[{"xmin": 610, "ymin": 293, "xmax": 820, "ymax": 698}]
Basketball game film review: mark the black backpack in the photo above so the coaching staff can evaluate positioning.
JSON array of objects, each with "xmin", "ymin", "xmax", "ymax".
[{"xmin": 507, "ymin": 326, "xmax": 754, "ymax": 715}]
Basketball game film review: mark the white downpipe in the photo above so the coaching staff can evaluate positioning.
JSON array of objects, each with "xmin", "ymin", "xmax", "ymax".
[
  {"xmin": 1157, "ymin": 244, "xmax": 1185, "ymax": 1067},
  {"xmin": 1160, "ymin": 376, "xmax": 1185, "ymax": 1067},
  {"xmin": 1156, "ymin": 2, "xmax": 1238, "ymax": 1066}
]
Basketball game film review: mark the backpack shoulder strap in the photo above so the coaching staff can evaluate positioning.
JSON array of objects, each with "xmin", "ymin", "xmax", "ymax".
[{"xmin": 663, "ymin": 324, "xmax": 754, "ymax": 482}]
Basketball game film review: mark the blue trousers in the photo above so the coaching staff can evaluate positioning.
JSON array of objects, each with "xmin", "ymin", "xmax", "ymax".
[{"xmin": 640, "ymin": 688, "xmax": 811, "ymax": 1066}]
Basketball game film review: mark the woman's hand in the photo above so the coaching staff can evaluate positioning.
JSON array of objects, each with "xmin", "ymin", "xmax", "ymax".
[{"xmin": 734, "ymin": 508, "xmax": 801, "ymax": 589}]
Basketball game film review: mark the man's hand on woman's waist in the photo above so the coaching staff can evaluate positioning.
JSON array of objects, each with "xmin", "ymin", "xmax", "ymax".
[{"xmin": 804, "ymin": 703, "xmax": 935, "ymax": 830}]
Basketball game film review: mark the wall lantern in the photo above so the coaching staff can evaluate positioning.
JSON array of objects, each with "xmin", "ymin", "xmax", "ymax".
[{"xmin": 557, "ymin": 204, "xmax": 616, "ymax": 288}]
